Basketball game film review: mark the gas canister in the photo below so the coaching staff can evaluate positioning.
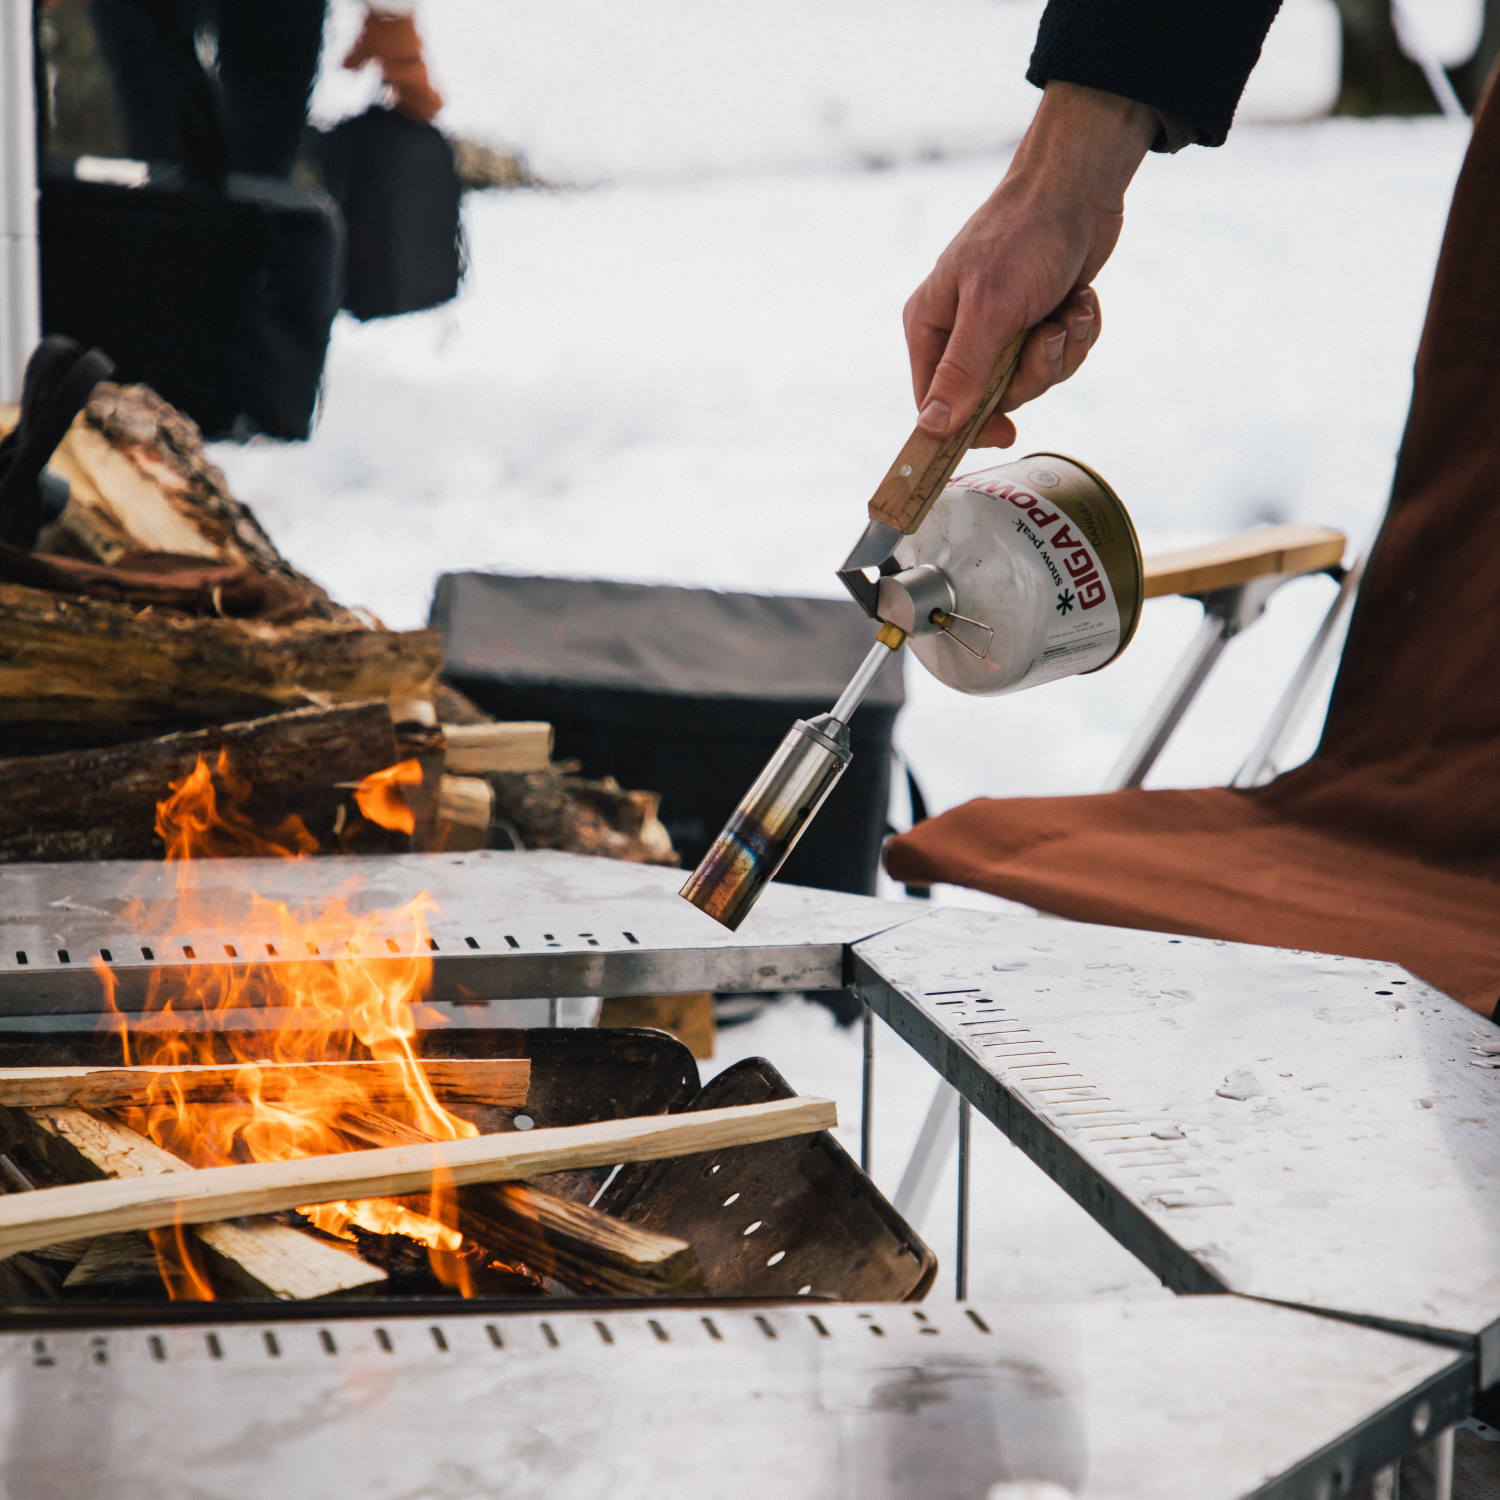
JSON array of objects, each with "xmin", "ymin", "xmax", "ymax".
[{"xmin": 877, "ymin": 453, "xmax": 1143, "ymax": 696}]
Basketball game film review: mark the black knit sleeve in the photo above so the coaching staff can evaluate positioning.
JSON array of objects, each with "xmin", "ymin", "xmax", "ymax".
[{"xmin": 1026, "ymin": 0, "xmax": 1284, "ymax": 148}]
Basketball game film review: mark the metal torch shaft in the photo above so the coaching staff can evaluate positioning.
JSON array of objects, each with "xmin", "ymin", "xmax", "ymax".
[
  {"xmin": 680, "ymin": 623, "xmax": 907, "ymax": 930},
  {"xmin": 831, "ymin": 629, "xmax": 903, "ymax": 725}
]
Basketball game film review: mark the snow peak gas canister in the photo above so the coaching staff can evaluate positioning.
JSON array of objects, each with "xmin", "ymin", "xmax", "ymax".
[
  {"xmin": 884, "ymin": 453, "xmax": 1142, "ymax": 696},
  {"xmin": 681, "ymin": 331, "xmax": 1143, "ymax": 930}
]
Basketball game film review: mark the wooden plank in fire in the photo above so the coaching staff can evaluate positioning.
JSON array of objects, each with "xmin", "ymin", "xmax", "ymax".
[
  {"xmin": 337, "ymin": 1104, "xmax": 709, "ymax": 1298},
  {"xmin": 0, "ymin": 1097, "xmax": 836, "ymax": 1261},
  {"xmin": 3, "ymin": 1106, "xmax": 386, "ymax": 1300},
  {"xmin": 0, "ymin": 1058, "xmax": 530, "ymax": 1111}
]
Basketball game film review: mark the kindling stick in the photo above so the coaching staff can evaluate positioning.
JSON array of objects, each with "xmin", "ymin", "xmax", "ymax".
[
  {"xmin": 0, "ymin": 1058, "xmax": 530, "ymax": 1111},
  {"xmin": 0, "ymin": 1097, "xmax": 836, "ymax": 1261}
]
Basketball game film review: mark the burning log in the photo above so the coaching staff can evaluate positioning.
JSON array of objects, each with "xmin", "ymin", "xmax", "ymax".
[
  {"xmin": 0, "ymin": 702, "xmax": 403, "ymax": 862},
  {"xmin": 0, "ymin": 1097, "xmax": 836, "ymax": 1261},
  {"xmin": 337, "ymin": 1105, "xmax": 709, "ymax": 1298},
  {"xmin": 0, "ymin": 1058, "xmax": 530, "ymax": 1112},
  {"xmin": 2, "ymin": 1106, "xmax": 387, "ymax": 1299},
  {"xmin": 0, "ymin": 579, "xmax": 443, "ymax": 754}
]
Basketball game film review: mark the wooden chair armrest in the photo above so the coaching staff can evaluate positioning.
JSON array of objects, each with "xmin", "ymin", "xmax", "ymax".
[{"xmin": 1142, "ymin": 524, "xmax": 1347, "ymax": 600}]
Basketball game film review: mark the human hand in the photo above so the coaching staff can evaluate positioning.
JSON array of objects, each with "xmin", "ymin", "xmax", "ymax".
[
  {"xmin": 345, "ymin": 7, "xmax": 444, "ymax": 124},
  {"xmin": 904, "ymin": 83, "xmax": 1157, "ymax": 448}
]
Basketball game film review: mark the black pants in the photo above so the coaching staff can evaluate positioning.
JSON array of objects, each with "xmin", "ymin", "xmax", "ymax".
[{"xmin": 90, "ymin": 0, "xmax": 327, "ymax": 177}]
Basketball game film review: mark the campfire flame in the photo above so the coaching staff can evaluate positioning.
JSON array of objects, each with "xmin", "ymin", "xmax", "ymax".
[{"xmin": 102, "ymin": 751, "xmax": 505, "ymax": 1297}]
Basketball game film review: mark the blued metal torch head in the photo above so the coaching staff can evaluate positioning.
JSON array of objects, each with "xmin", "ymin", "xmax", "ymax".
[{"xmin": 679, "ymin": 713, "xmax": 852, "ymax": 931}]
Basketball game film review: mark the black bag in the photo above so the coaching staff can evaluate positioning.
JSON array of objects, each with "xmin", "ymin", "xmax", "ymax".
[
  {"xmin": 40, "ymin": 171, "xmax": 342, "ymax": 441},
  {"xmin": 430, "ymin": 573, "xmax": 905, "ymax": 897},
  {"xmin": 37, "ymin": 4, "xmax": 342, "ymax": 441},
  {"xmin": 315, "ymin": 106, "xmax": 463, "ymax": 322}
]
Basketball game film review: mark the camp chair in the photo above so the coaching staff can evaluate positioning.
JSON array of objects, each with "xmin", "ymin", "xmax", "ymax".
[{"xmin": 882, "ymin": 72, "xmax": 1500, "ymax": 1222}]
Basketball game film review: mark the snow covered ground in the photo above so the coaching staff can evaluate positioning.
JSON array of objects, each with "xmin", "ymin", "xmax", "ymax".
[{"xmin": 212, "ymin": 14, "xmax": 1475, "ymax": 1302}]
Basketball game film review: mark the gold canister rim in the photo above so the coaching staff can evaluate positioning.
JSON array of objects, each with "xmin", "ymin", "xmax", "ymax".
[{"xmin": 1021, "ymin": 450, "xmax": 1145, "ymax": 667}]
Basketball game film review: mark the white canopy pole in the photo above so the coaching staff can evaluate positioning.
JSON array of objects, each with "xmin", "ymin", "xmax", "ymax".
[{"xmin": 0, "ymin": 0, "xmax": 40, "ymax": 403}]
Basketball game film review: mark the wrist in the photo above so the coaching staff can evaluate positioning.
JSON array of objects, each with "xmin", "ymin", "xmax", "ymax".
[{"xmin": 1005, "ymin": 82, "xmax": 1156, "ymax": 214}]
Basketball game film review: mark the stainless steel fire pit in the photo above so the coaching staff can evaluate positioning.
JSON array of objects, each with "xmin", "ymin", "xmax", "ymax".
[{"xmin": 0, "ymin": 1295, "xmax": 1469, "ymax": 1500}]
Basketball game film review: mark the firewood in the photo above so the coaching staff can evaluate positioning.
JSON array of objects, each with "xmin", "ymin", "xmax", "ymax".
[
  {"xmin": 0, "ymin": 702, "xmax": 402, "ymax": 861},
  {"xmin": 0, "ymin": 579, "xmax": 443, "ymax": 753},
  {"xmin": 3, "ymin": 1107, "xmax": 387, "ymax": 1299},
  {"xmin": 52, "ymin": 423, "xmax": 222, "ymax": 562},
  {"xmin": 50, "ymin": 383, "xmax": 350, "ymax": 621},
  {"xmin": 0, "ymin": 1058, "xmax": 530, "ymax": 1111},
  {"xmin": 599, "ymin": 993, "xmax": 717, "ymax": 1061},
  {"xmin": 337, "ymin": 1105, "xmax": 708, "ymax": 1297},
  {"xmin": 61, "ymin": 1232, "xmax": 163, "ymax": 1294},
  {"xmin": 431, "ymin": 774, "xmax": 493, "ymax": 852},
  {"xmin": 0, "ymin": 1097, "xmax": 836, "ymax": 1261},
  {"xmin": 442, "ymin": 722, "xmax": 552, "ymax": 774},
  {"xmin": 488, "ymin": 767, "xmax": 678, "ymax": 865}
]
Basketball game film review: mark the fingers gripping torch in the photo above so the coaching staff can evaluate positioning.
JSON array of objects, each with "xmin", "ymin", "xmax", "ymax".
[{"xmin": 679, "ymin": 330, "xmax": 1143, "ymax": 930}]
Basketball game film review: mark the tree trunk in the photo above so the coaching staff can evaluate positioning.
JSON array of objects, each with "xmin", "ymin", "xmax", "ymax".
[{"xmin": 1332, "ymin": 0, "xmax": 1442, "ymax": 115}]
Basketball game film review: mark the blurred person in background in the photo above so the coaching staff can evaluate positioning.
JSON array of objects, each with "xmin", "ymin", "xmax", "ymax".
[{"xmin": 84, "ymin": 0, "xmax": 443, "ymax": 176}]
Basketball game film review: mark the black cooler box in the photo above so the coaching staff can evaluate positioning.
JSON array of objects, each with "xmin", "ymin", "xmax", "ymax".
[{"xmin": 431, "ymin": 573, "xmax": 904, "ymax": 896}]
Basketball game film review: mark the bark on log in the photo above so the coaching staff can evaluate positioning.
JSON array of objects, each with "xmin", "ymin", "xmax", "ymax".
[
  {"xmin": 0, "ymin": 579, "xmax": 443, "ymax": 753},
  {"xmin": 337, "ymin": 1105, "xmax": 708, "ymax": 1298},
  {"xmin": 0, "ymin": 702, "xmax": 402, "ymax": 862},
  {"xmin": 0, "ymin": 1097, "xmax": 837, "ymax": 1260},
  {"xmin": 1, "ymin": 1106, "xmax": 387, "ymax": 1299}
]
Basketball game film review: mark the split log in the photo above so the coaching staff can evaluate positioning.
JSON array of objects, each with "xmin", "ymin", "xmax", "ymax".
[
  {"xmin": 62, "ymin": 1232, "xmax": 165, "ymax": 1294},
  {"xmin": 0, "ymin": 702, "xmax": 401, "ymax": 861},
  {"xmin": 0, "ymin": 1057, "xmax": 530, "ymax": 1111},
  {"xmin": 431, "ymin": 774, "xmax": 493, "ymax": 853},
  {"xmin": 599, "ymin": 994, "xmax": 716, "ymax": 1061},
  {"xmin": 45, "ymin": 384, "xmax": 349, "ymax": 620},
  {"xmin": 442, "ymin": 722, "xmax": 552, "ymax": 774},
  {"xmin": 0, "ymin": 578, "xmax": 443, "ymax": 753},
  {"xmin": 337, "ymin": 1104, "xmax": 708, "ymax": 1298},
  {"xmin": 0, "ymin": 1097, "xmax": 836, "ymax": 1261},
  {"xmin": 2, "ymin": 1106, "xmax": 387, "ymax": 1299},
  {"xmin": 489, "ymin": 766, "xmax": 678, "ymax": 865}
]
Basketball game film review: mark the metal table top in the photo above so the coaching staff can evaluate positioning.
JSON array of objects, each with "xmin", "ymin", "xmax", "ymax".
[
  {"xmin": 852, "ymin": 908, "xmax": 1500, "ymax": 1382},
  {"xmin": 0, "ymin": 850, "xmax": 918, "ymax": 1014},
  {"xmin": 0, "ymin": 1298, "xmax": 1469, "ymax": 1500}
]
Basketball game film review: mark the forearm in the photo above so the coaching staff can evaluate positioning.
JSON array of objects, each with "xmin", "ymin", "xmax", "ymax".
[{"xmin": 1000, "ymin": 82, "xmax": 1157, "ymax": 275}]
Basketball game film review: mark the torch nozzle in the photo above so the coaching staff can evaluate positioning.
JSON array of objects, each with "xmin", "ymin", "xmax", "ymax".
[{"xmin": 680, "ymin": 624, "xmax": 907, "ymax": 930}]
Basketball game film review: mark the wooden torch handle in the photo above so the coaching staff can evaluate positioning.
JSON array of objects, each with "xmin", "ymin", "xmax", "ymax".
[{"xmin": 867, "ymin": 329, "xmax": 1029, "ymax": 535}]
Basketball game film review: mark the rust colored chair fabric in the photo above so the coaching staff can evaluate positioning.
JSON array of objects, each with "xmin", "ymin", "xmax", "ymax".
[{"xmin": 885, "ymin": 78, "xmax": 1500, "ymax": 1018}]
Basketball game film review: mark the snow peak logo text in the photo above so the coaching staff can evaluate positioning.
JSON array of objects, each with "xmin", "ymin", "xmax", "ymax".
[{"xmin": 968, "ymin": 480, "xmax": 1109, "ymax": 610}]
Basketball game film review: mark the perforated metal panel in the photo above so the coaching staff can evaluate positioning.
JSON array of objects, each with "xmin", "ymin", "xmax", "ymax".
[
  {"xmin": 0, "ymin": 1298, "xmax": 1470, "ymax": 1500},
  {"xmin": 852, "ymin": 907, "xmax": 1500, "ymax": 1383},
  {"xmin": 0, "ymin": 848, "xmax": 918, "ymax": 1013}
]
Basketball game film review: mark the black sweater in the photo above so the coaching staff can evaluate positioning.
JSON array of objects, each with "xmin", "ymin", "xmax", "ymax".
[{"xmin": 1027, "ymin": 0, "xmax": 1285, "ymax": 148}]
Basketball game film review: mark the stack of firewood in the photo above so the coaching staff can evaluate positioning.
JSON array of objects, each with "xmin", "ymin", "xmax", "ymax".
[{"xmin": 0, "ymin": 384, "xmax": 677, "ymax": 867}]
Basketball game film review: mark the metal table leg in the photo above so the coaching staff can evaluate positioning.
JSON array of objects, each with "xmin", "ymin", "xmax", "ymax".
[
  {"xmin": 861, "ymin": 1003, "xmax": 875, "ymax": 1175},
  {"xmin": 894, "ymin": 1079, "xmax": 959, "ymax": 1228},
  {"xmin": 956, "ymin": 1096, "xmax": 971, "ymax": 1301}
]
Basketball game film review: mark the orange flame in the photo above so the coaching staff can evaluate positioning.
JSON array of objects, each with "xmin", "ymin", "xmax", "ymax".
[
  {"xmin": 354, "ymin": 759, "xmax": 422, "ymax": 835},
  {"xmin": 113, "ymin": 751, "xmax": 503, "ymax": 1295}
]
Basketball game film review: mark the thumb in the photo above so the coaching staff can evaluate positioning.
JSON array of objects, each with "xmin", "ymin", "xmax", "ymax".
[{"xmin": 916, "ymin": 302, "xmax": 1025, "ymax": 437}]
